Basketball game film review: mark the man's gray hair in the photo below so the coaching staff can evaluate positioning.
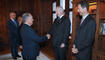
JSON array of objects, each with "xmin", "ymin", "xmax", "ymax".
[
  {"xmin": 57, "ymin": 6, "xmax": 64, "ymax": 13},
  {"xmin": 22, "ymin": 13, "xmax": 31, "ymax": 23}
]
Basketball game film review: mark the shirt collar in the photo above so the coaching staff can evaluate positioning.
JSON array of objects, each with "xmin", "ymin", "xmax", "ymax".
[
  {"xmin": 82, "ymin": 13, "xmax": 89, "ymax": 20},
  {"xmin": 59, "ymin": 14, "xmax": 64, "ymax": 19},
  {"xmin": 11, "ymin": 18, "xmax": 15, "ymax": 21}
]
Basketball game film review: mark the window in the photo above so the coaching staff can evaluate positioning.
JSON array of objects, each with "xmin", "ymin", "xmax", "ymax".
[
  {"xmin": 69, "ymin": 0, "xmax": 73, "ymax": 9},
  {"xmin": 69, "ymin": 11, "xmax": 72, "ymax": 33},
  {"xmin": 60, "ymin": 0, "xmax": 65, "ymax": 10},
  {"xmin": 69, "ymin": 0, "xmax": 73, "ymax": 34},
  {"xmin": 52, "ymin": 2, "xmax": 57, "ymax": 22}
]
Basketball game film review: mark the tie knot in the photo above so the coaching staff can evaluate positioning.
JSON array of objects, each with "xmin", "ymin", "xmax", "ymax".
[
  {"xmin": 58, "ymin": 17, "xmax": 60, "ymax": 20},
  {"xmin": 56, "ymin": 17, "xmax": 61, "ymax": 23}
]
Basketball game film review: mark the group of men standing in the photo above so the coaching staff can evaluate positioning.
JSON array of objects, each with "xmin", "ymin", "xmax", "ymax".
[{"xmin": 7, "ymin": 1, "xmax": 96, "ymax": 60}]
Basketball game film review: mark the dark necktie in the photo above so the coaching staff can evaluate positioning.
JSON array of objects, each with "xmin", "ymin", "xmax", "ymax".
[{"xmin": 57, "ymin": 17, "xmax": 61, "ymax": 23}]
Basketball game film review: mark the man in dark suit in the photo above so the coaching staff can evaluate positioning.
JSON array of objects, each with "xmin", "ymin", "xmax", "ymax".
[
  {"xmin": 7, "ymin": 12, "xmax": 21, "ymax": 60},
  {"xmin": 20, "ymin": 13, "xmax": 50, "ymax": 60},
  {"xmin": 49, "ymin": 6, "xmax": 71, "ymax": 60},
  {"xmin": 72, "ymin": 1, "xmax": 96, "ymax": 60}
]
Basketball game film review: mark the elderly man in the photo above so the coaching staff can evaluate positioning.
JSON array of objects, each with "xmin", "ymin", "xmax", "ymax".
[
  {"xmin": 7, "ymin": 12, "xmax": 21, "ymax": 60},
  {"xmin": 49, "ymin": 6, "xmax": 71, "ymax": 60},
  {"xmin": 20, "ymin": 13, "xmax": 50, "ymax": 60},
  {"xmin": 72, "ymin": 1, "xmax": 96, "ymax": 60}
]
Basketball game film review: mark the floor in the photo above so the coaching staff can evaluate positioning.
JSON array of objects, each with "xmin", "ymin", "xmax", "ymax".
[
  {"xmin": 0, "ymin": 46, "xmax": 54, "ymax": 60},
  {"xmin": 0, "ymin": 52, "xmax": 51, "ymax": 60}
]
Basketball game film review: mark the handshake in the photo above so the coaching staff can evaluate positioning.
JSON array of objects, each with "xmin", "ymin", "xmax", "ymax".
[{"xmin": 46, "ymin": 34, "xmax": 51, "ymax": 39}]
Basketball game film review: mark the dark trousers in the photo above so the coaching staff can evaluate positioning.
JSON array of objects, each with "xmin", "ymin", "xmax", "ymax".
[
  {"xmin": 54, "ymin": 47, "xmax": 67, "ymax": 60},
  {"xmin": 76, "ymin": 49, "xmax": 92, "ymax": 60},
  {"xmin": 76, "ymin": 54, "xmax": 91, "ymax": 60},
  {"xmin": 21, "ymin": 49, "xmax": 25, "ymax": 60},
  {"xmin": 10, "ymin": 43, "xmax": 18, "ymax": 59},
  {"xmin": 23, "ymin": 56, "xmax": 37, "ymax": 60}
]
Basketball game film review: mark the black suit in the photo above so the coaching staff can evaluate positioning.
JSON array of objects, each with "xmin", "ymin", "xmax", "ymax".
[
  {"xmin": 20, "ymin": 24, "xmax": 47, "ymax": 60},
  {"xmin": 74, "ymin": 15, "xmax": 96, "ymax": 60},
  {"xmin": 7, "ymin": 19, "xmax": 19, "ymax": 59},
  {"xmin": 50, "ymin": 16, "xmax": 71, "ymax": 60}
]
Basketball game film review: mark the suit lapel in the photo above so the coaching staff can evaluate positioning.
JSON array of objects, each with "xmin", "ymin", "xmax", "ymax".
[
  {"xmin": 10, "ymin": 20, "xmax": 15, "ymax": 26},
  {"xmin": 55, "ymin": 16, "xmax": 65, "ymax": 24},
  {"xmin": 79, "ymin": 15, "xmax": 90, "ymax": 28},
  {"xmin": 10, "ymin": 19, "xmax": 18, "ymax": 27},
  {"xmin": 60, "ymin": 16, "xmax": 65, "ymax": 21}
]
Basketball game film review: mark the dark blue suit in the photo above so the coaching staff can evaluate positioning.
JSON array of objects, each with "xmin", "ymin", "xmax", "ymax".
[
  {"xmin": 49, "ymin": 16, "xmax": 70, "ymax": 60},
  {"xmin": 20, "ymin": 24, "xmax": 47, "ymax": 60},
  {"xmin": 7, "ymin": 19, "xmax": 19, "ymax": 59},
  {"xmin": 74, "ymin": 15, "xmax": 96, "ymax": 60}
]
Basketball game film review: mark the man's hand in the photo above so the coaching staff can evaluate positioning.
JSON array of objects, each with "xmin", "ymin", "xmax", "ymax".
[
  {"xmin": 46, "ymin": 34, "xmax": 51, "ymax": 39},
  {"xmin": 60, "ymin": 43, "xmax": 65, "ymax": 48},
  {"xmin": 72, "ymin": 44, "xmax": 79, "ymax": 54},
  {"xmin": 69, "ymin": 36, "xmax": 71, "ymax": 39}
]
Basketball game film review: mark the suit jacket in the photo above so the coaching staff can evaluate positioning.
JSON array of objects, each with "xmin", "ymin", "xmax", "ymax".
[
  {"xmin": 74, "ymin": 15, "xmax": 96, "ymax": 60},
  {"xmin": 20, "ymin": 24, "xmax": 47, "ymax": 59},
  {"xmin": 50, "ymin": 16, "xmax": 71, "ymax": 47},
  {"xmin": 7, "ymin": 19, "xmax": 19, "ymax": 45}
]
